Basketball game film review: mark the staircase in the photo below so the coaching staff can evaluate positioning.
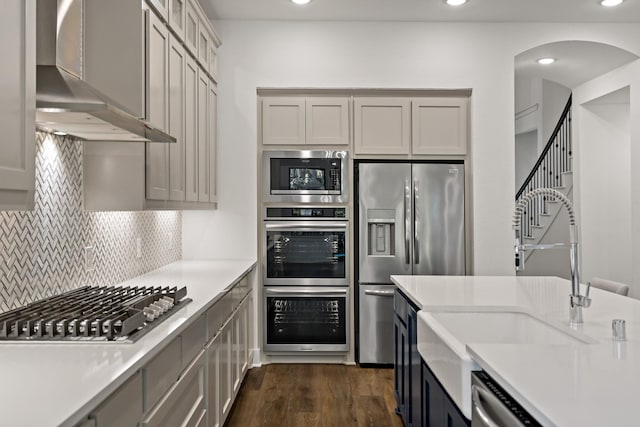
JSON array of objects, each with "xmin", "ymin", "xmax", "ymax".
[{"xmin": 515, "ymin": 95, "xmax": 573, "ymax": 267}]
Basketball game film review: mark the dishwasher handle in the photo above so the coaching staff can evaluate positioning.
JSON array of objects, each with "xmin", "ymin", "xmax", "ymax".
[{"xmin": 471, "ymin": 384, "xmax": 526, "ymax": 427}]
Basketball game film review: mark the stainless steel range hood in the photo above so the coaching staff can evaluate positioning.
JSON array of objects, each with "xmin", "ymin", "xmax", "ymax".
[{"xmin": 35, "ymin": 0, "xmax": 175, "ymax": 143}]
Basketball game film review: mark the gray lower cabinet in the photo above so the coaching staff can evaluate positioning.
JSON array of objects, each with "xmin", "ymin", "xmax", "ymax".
[
  {"xmin": 76, "ymin": 272, "xmax": 253, "ymax": 427},
  {"xmin": 141, "ymin": 350, "xmax": 207, "ymax": 427},
  {"xmin": 206, "ymin": 289, "xmax": 253, "ymax": 427},
  {"xmin": 91, "ymin": 373, "xmax": 143, "ymax": 427}
]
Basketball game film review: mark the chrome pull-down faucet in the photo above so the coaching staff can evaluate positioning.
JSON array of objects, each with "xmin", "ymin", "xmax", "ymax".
[{"xmin": 513, "ymin": 188, "xmax": 591, "ymax": 325}]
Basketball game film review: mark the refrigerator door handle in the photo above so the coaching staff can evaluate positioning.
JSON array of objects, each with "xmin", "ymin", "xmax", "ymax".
[
  {"xmin": 404, "ymin": 178, "xmax": 411, "ymax": 265},
  {"xmin": 364, "ymin": 289, "xmax": 395, "ymax": 297},
  {"xmin": 414, "ymin": 178, "xmax": 420, "ymax": 265}
]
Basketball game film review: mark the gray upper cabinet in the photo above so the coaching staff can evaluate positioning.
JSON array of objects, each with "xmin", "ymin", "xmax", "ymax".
[
  {"xmin": 185, "ymin": 0, "xmax": 199, "ymax": 56},
  {"xmin": 185, "ymin": 55, "xmax": 199, "ymax": 203},
  {"xmin": 168, "ymin": 35, "xmax": 187, "ymax": 201},
  {"xmin": 197, "ymin": 70, "xmax": 211, "ymax": 202},
  {"xmin": 261, "ymin": 96, "xmax": 349, "ymax": 146},
  {"xmin": 354, "ymin": 96, "xmax": 469, "ymax": 156},
  {"xmin": 208, "ymin": 82, "xmax": 218, "ymax": 203},
  {"xmin": 148, "ymin": 0, "xmax": 170, "ymax": 21},
  {"xmin": 354, "ymin": 97, "xmax": 411, "ymax": 155},
  {"xmin": 168, "ymin": 0, "xmax": 186, "ymax": 42},
  {"xmin": 145, "ymin": 10, "xmax": 171, "ymax": 201},
  {"xmin": 262, "ymin": 97, "xmax": 306, "ymax": 145},
  {"xmin": 411, "ymin": 98, "xmax": 468, "ymax": 155},
  {"xmin": 305, "ymin": 97, "xmax": 350, "ymax": 145},
  {"xmin": 0, "ymin": 0, "xmax": 35, "ymax": 211}
]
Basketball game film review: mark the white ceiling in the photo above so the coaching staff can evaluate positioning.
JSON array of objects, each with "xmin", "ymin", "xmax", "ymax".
[{"xmin": 200, "ymin": 0, "xmax": 640, "ymax": 22}]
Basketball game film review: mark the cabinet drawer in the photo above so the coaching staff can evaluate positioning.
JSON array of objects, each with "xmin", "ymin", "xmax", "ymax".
[
  {"xmin": 206, "ymin": 291, "xmax": 234, "ymax": 341},
  {"xmin": 182, "ymin": 315, "xmax": 206, "ymax": 371},
  {"xmin": 141, "ymin": 350, "xmax": 206, "ymax": 427},
  {"xmin": 233, "ymin": 276, "xmax": 250, "ymax": 307},
  {"xmin": 143, "ymin": 337, "xmax": 181, "ymax": 412},
  {"xmin": 91, "ymin": 372, "xmax": 142, "ymax": 427}
]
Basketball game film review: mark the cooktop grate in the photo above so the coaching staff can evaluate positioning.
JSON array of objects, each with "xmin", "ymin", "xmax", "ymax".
[{"xmin": 0, "ymin": 285, "xmax": 190, "ymax": 343}]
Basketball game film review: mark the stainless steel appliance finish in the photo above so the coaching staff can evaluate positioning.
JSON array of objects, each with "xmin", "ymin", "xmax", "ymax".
[
  {"xmin": 0, "ymin": 285, "xmax": 190, "ymax": 342},
  {"xmin": 35, "ymin": 0, "xmax": 175, "ymax": 143},
  {"xmin": 263, "ymin": 150, "xmax": 348, "ymax": 203},
  {"xmin": 264, "ymin": 287, "xmax": 349, "ymax": 352},
  {"xmin": 358, "ymin": 283, "xmax": 395, "ymax": 364},
  {"xmin": 471, "ymin": 371, "xmax": 542, "ymax": 427},
  {"xmin": 357, "ymin": 162, "xmax": 465, "ymax": 363},
  {"xmin": 264, "ymin": 207, "xmax": 348, "ymax": 287}
]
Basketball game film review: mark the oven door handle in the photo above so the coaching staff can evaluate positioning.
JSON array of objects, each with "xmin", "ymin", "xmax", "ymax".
[
  {"xmin": 265, "ymin": 222, "xmax": 348, "ymax": 230},
  {"xmin": 265, "ymin": 288, "xmax": 348, "ymax": 296}
]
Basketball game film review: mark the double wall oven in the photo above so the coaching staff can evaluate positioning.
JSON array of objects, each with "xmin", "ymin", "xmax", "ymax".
[{"xmin": 262, "ymin": 150, "xmax": 350, "ymax": 353}]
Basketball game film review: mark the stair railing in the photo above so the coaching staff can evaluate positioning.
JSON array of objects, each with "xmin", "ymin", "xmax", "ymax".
[{"xmin": 515, "ymin": 94, "xmax": 572, "ymax": 240}]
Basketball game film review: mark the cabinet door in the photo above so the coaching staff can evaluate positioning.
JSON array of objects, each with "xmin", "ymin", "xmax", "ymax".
[
  {"xmin": 91, "ymin": 372, "xmax": 143, "ymax": 427},
  {"xmin": 168, "ymin": 35, "xmax": 186, "ymax": 201},
  {"xmin": 0, "ymin": 0, "xmax": 35, "ymax": 210},
  {"xmin": 185, "ymin": 0, "xmax": 199, "ymax": 56},
  {"xmin": 185, "ymin": 56, "xmax": 199, "ymax": 202},
  {"xmin": 443, "ymin": 394, "xmax": 470, "ymax": 427},
  {"xmin": 262, "ymin": 97, "xmax": 306, "ymax": 145},
  {"xmin": 168, "ymin": 0, "xmax": 186, "ymax": 42},
  {"xmin": 305, "ymin": 97, "xmax": 350, "ymax": 145},
  {"xmin": 412, "ymin": 98, "xmax": 468, "ymax": 155},
  {"xmin": 145, "ymin": 10, "xmax": 170, "ymax": 200},
  {"xmin": 208, "ymin": 81, "xmax": 218, "ymax": 203},
  {"xmin": 232, "ymin": 308, "xmax": 242, "ymax": 394},
  {"xmin": 239, "ymin": 295, "xmax": 250, "ymax": 375},
  {"xmin": 354, "ymin": 98, "xmax": 410, "ymax": 155},
  {"xmin": 422, "ymin": 361, "xmax": 445, "ymax": 427},
  {"xmin": 197, "ymin": 70, "xmax": 211, "ymax": 202},
  {"xmin": 208, "ymin": 42, "xmax": 218, "ymax": 83},
  {"xmin": 394, "ymin": 313, "xmax": 407, "ymax": 423},
  {"xmin": 148, "ymin": 0, "xmax": 170, "ymax": 21},
  {"xmin": 207, "ymin": 333, "xmax": 222, "ymax": 427},
  {"xmin": 219, "ymin": 320, "xmax": 233, "ymax": 423},
  {"xmin": 197, "ymin": 19, "xmax": 210, "ymax": 68}
]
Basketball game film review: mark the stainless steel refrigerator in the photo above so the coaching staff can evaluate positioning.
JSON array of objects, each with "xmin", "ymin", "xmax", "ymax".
[{"xmin": 357, "ymin": 162, "xmax": 465, "ymax": 364}]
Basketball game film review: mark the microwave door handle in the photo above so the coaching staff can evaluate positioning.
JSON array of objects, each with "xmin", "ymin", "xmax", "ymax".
[{"xmin": 404, "ymin": 178, "xmax": 411, "ymax": 265}]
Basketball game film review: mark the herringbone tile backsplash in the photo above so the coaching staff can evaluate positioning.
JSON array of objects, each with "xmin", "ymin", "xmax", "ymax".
[{"xmin": 0, "ymin": 132, "xmax": 182, "ymax": 313}]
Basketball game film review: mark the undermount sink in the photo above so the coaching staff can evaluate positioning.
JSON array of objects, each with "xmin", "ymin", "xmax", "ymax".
[{"xmin": 417, "ymin": 309, "xmax": 595, "ymax": 419}]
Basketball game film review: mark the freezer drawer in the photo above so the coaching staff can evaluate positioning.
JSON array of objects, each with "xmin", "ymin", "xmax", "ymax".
[{"xmin": 358, "ymin": 283, "xmax": 395, "ymax": 364}]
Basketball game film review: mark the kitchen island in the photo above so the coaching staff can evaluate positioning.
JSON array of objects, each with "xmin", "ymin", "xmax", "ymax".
[
  {"xmin": 392, "ymin": 275, "xmax": 640, "ymax": 427},
  {"xmin": 0, "ymin": 259, "xmax": 256, "ymax": 427}
]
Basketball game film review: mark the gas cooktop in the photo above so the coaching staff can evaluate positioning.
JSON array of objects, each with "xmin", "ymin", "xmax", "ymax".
[{"xmin": 0, "ymin": 285, "xmax": 191, "ymax": 343}]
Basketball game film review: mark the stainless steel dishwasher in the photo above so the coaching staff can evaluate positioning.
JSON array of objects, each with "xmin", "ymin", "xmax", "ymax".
[
  {"xmin": 358, "ymin": 283, "xmax": 395, "ymax": 364},
  {"xmin": 471, "ymin": 371, "xmax": 542, "ymax": 427}
]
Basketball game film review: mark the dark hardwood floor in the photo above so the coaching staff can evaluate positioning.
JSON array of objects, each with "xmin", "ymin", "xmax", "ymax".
[{"xmin": 225, "ymin": 364, "xmax": 405, "ymax": 427}]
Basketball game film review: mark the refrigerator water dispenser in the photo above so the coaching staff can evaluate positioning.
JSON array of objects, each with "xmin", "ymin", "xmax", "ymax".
[{"xmin": 367, "ymin": 209, "xmax": 396, "ymax": 256}]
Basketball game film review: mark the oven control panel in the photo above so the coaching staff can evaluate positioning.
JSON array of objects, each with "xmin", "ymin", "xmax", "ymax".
[{"xmin": 265, "ymin": 207, "xmax": 347, "ymax": 220}]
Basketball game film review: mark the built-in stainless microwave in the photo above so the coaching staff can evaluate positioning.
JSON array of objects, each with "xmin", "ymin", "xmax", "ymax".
[{"xmin": 262, "ymin": 150, "xmax": 349, "ymax": 203}]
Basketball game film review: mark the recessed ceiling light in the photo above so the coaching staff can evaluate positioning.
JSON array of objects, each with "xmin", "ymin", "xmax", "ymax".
[
  {"xmin": 291, "ymin": 0, "xmax": 311, "ymax": 4},
  {"xmin": 537, "ymin": 58, "xmax": 556, "ymax": 65},
  {"xmin": 601, "ymin": 0, "xmax": 623, "ymax": 6},
  {"xmin": 446, "ymin": 0, "xmax": 467, "ymax": 5},
  {"xmin": 53, "ymin": 131, "xmax": 67, "ymax": 136}
]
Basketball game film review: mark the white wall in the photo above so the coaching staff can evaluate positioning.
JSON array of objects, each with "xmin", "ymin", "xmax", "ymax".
[
  {"xmin": 573, "ymin": 60, "xmax": 639, "ymax": 296},
  {"xmin": 183, "ymin": 21, "xmax": 640, "ymax": 278},
  {"xmin": 514, "ymin": 130, "xmax": 537, "ymax": 190}
]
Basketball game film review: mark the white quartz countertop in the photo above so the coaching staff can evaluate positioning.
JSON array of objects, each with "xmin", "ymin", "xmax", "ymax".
[
  {"xmin": 391, "ymin": 275, "xmax": 640, "ymax": 427},
  {"xmin": 0, "ymin": 259, "xmax": 256, "ymax": 427}
]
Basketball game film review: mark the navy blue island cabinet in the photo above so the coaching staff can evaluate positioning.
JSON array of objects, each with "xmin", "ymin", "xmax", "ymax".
[{"xmin": 394, "ymin": 289, "xmax": 470, "ymax": 427}]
